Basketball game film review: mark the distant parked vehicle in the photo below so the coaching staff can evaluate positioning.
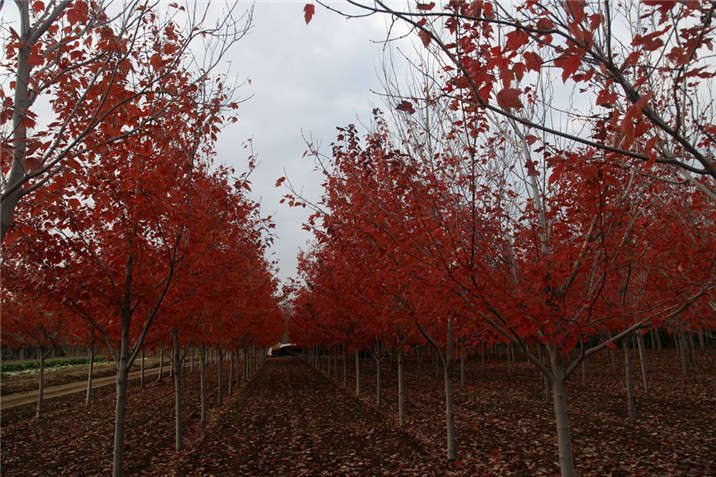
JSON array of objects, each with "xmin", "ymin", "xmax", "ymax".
[{"xmin": 267, "ymin": 343, "xmax": 301, "ymax": 357}]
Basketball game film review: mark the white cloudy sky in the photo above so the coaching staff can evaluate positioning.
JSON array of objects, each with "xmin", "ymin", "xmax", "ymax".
[{"xmin": 211, "ymin": 1, "xmax": 409, "ymax": 283}]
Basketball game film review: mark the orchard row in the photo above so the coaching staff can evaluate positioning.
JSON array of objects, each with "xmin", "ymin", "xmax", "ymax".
[
  {"xmin": 289, "ymin": 2, "xmax": 715, "ymax": 477},
  {"xmin": 1, "ymin": 2, "xmax": 283, "ymax": 476}
]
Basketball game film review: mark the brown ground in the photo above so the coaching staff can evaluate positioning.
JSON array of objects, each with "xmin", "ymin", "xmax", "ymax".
[{"xmin": 0, "ymin": 350, "xmax": 713, "ymax": 476}]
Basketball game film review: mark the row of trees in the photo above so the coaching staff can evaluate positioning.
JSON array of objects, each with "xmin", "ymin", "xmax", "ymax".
[
  {"xmin": 2, "ymin": 2, "xmax": 283, "ymax": 476},
  {"xmin": 290, "ymin": 1, "xmax": 714, "ymax": 476}
]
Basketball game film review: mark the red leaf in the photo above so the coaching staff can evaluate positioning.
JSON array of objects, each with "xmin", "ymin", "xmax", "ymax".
[
  {"xmin": 554, "ymin": 54, "xmax": 582, "ymax": 82},
  {"xmin": 523, "ymin": 51, "xmax": 541, "ymax": 72},
  {"xmin": 275, "ymin": 176, "xmax": 287, "ymax": 187},
  {"xmin": 496, "ymin": 87, "xmax": 523, "ymax": 110},
  {"xmin": 605, "ymin": 340, "xmax": 616, "ymax": 350},
  {"xmin": 27, "ymin": 53, "xmax": 44, "ymax": 67},
  {"xmin": 150, "ymin": 53, "xmax": 161, "ymax": 71},
  {"xmin": 505, "ymin": 29, "xmax": 529, "ymax": 51},
  {"xmin": 32, "ymin": 1, "xmax": 45, "ymax": 14},
  {"xmin": 418, "ymin": 30, "xmax": 431, "ymax": 47},
  {"xmin": 304, "ymin": 4, "xmax": 315, "ymax": 24},
  {"xmin": 525, "ymin": 134, "xmax": 538, "ymax": 145},
  {"xmin": 396, "ymin": 100, "xmax": 415, "ymax": 114},
  {"xmin": 416, "ymin": 2, "xmax": 436, "ymax": 11}
]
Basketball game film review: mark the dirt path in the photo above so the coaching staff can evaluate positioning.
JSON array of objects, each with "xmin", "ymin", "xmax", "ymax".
[
  {"xmin": 162, "ymin": 357, "xmax": 444, "ymax": 476},
  {"xmin": 0, "ymin": 365, "xmax": 163, "ymax": 411}
]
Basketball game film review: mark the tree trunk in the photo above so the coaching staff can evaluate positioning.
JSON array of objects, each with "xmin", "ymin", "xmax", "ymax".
[
  {"xmin": 636, "ymin": 333, "xmax": 649, "ymax": 395},
  {"xmin": 86, "ymin": 345, "xmax": 95, "ymax": 406},
  {"xmin": 112, "ymin": 338, "xmax": 130, "ymax": 477},
  {"xmin": 678, "ymin": 332, "xmax": 688, "ymax": 376},
  {"xmin": 171, "ymin": 329, "xmax": 183, "ymax": 451},
  {"xmin": 375, "ymin": 343, "xmax": 382, "ymax": 408},
  {"xmin": 36, "ymin": 351, "xmax": 45, "ymax": 419},
  {"xmin": 459, "ymin": 352, "xmax": 465, "ymax": 388},
  {"xmin": 548, "ymin": 348, "xmax": 575, "ymax": 477},
  {"xmin": 624, "ymin": 337, "xmax": 637, "ymax": 423},
  {"xmin": 342, "ymin": 344, "xmax": 347, "ymax": 389},
  {"xmin": 140, "ymin": 349, "xmax": 145, "ymax": 389},
  {"xmin": 228, "ymin": 351, "xmax": 233, "ymax": 396},
  {"xmin": 654, "ymin": 328, "xmax": 662, "ymax": 350},
  {"xmin": 355, "ymin": 350, "xmax": 360, "ymax": 395},
  {"xmin": 443, "ymin": 319, "xmax": 456, "ymax": 460},
  {"xmin": 217, "ymin": 348, "xmax": 223, "ymax": 405},
  {"xmin": 398, "ymin": 348, "xmax": 406, "ymax": 426},
  {"xmin": 200, "ymin": 345, "xmax": 207, "ymax": 425},
  {"xmin": 157, "ymin": 346, "xmax": 164, "ymax": 381}
]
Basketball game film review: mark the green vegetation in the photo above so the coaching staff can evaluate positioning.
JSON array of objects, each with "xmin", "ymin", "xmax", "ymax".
[{"xmin": 1, "ymin": 356, "xmax": 110, "ymax": 374}]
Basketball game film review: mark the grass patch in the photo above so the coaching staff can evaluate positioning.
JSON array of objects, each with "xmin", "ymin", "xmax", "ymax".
[{"xmin": 1, "ymin": 356, "xmax": 111, "ymax": 374}]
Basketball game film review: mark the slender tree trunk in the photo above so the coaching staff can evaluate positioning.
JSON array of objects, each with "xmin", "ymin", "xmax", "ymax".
[
  {"xmin": 140, "ymin": 349, "xmax": 145, "ymax": 389},
  {"xmin": 687, "ymin": 332, "xmax": 696, "ymax": 364},
  {"xmin": 86, "ymin": 345, "xmax": 95, "ymax": 406},
  {"xmin": 459, "ymin": 352, "xmax": 465, "ymax": 388},
  {"xmin": 548, "ymin": 347, "xmax": 575, "ymax": 477},
  {"xmin": 171, "ymin": 329, "xmax": 183, "ymax": 451},
  {"xmin": 217, "ymin": 348, "xmax": 223, "ymax": 406},
  {"xmin": 342, "ymin": 344, "xmax": 347, "ymax": 389},
  {"xmin": 200, "ymin": 345, "xmax": 207, "ymax": 425},
  {"xmin": 157, "ymin": 346, "xmax": 164, "ymax": 381},
  {"xmin": 678, "ymin": 332, "xmax": 688, "ymax": 376},
  {"xmin": 190, "ymin": 347, "xmax": 194, "ymax": 371},
  {"xmin": 444, "ymin": 319, "xmax": 456, "ymax": 460},
  {"xmin": 228, "ymin": 351, "xmax": 233, "ymax": 396},
  {"xmin": 112, "ymin": 333, "xmax": 130, "ymax": 477},
  {"xmin": 355, "ymin": 350, "xmax": 360, "ymax": 395},
  {"xmin": 375, "ymin": 343, "xmax": 382, "ymax": 408},
  {"xmin": 636, "ymin": 333, "xmax": 649, "ymax": 395},
  {"xmin": 624, "ymin": 337, "xmax": 637, "ymax": 423},
  {"xmin": 654, "ymin": 328, "xmax": 662, "ymax": 350},
  {"xmin": 698, "ymin": 332, "xmax": 706, "ymax": 351},
  {"xmin": 36, "ymin": 351, "xmax": 45, "ymax": 419},
  {"xmin": 398, "ymin": 348, "xmax": 406, "ymax": 426}
]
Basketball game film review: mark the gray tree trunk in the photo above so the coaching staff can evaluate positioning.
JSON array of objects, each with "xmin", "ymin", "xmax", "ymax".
[
  {"xmin": 375, "ymin": 344, "xmax": 382, "ymax": 408},
  {"xmin": 342, "ymin": 344, "xmax": 347, "ymax": 389},
  {"xmin": 171, "ymin": 329, "xmax": 183, "ymax": 450},
  {"xmin": 112, "ymin": 334, "xmax": 130, "ymax": 477},
  {"xmin": 548, "ymin": 347, "xmax": 575, "ymax": 477},
  {"xmin": 36, "ymin": 352, "xmax": 45, "ymax": 419},
  {"xmin": 200, "ymin": 345, "xmax": 207, "ymax": 424},
  {"xmin": 636, "ymin": 333, "xmax": 649, "ymax": 395},
  {"xmin": 678, "ymin": 332, "xmax": 688, "ymax": 376},
  {"xmin": 459, "ymin": 352, "xmax": 465, "ymax": 388},
  {"xmin": 398, "ymin": 348, "xmax": 405, "ymax": 426},
  {"xmin": 228, "ymin": 351, "xmax": 233, "ymax": 396},
  {"xmin": 355, "ymin": 350, "xmax": 360, "ymax": 395},
  {"xmin": 86, "ymin": 345, "xmax": 95, "ymax": 406},
  {"xmin": 140, "ymin": 349, "xmax": 145, "ymax": 389},
  {"xmin": 0, "ymin": 1, "xmax": 32, "ymax": 242},
  {"xmin": 624, "ymin": 338, "xmax": 637, "ymax": 423},
  {"xmin": 217, "ymin": 348, "xmax": 223, "ymax": 405},
  {"xmin": 157, "ymin": 346, "xmax": 164, "ymax": 381},
  {"xmin": 443, "ymin": 320, "xmax": 456, "ymax": 460}
]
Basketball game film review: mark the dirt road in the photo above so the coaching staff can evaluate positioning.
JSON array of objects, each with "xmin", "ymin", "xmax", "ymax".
[
  {"xmin": 163, "ymin": 357, "xmax": 443, "ymax": 476},
  {"xmin": 0, "ymin": 365, "xmax": 163, "ymax": 411}
]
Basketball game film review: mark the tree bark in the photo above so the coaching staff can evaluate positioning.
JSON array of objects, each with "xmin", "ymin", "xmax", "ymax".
[
  {"xmin": 397, "ymin": 348, "xmax": 406, "ymax": 426},
  {"xmin": 375, "ymin": 342, "xmax": 382, "ymax": 408},
  {"xmin": 636, "ymin": 333, "xmax": 649, "ymax": 395},
  {"xmin": 355, "ymin": 350, "xmax": 360, "ymax": 395},
  {"xmin": 342, "ymin": 344, "xmax": 347, "ymax": 389},
  {"xmin": 444, "ymin": 319, "xmax": 456, "ymax": 460},
  {"xmin": 112, "ymin": 334, "xmax": 130, "ymax": 477},
  {"xmin": 548, "ymin": 347, "xmax": 575, "ymax": 477},
  {"xmin": 217, "ymin": 348, "xmax": 223, "ymax": 405},
  {"xmin": 200, "ymin": 345, "xmax": 207, "ymax": 425},
  {"xmin": 678, "ymin": 331, "xmax": 688, "ymax": 376},
  {"xmin": 228, "ymin": 351, "xmax": 233, "ymax": 396},
  {"xmin": 36, "ymin": 351, "xmax": 45, "ymax": 419},
  {"xmin": 140, "ymin": 349, "xmax": 145, "ymax": 389},
  {"xmin": 171, "ymin": 329, "xmax": 183, "ymax": 451},
  {"xmin": 86, "ymin": 345, "xmax": 95, "ymax": 406},
  {"xmin": 459, "ymin": 352, "xmax": 465, "ymax": 388},
  {"xmin": 624, "ymin": 337, "xmax": 637, "ymax": 423},
  {"xmin": 157, "ymin": 346, "xmax": 164, "ymax": 381}
]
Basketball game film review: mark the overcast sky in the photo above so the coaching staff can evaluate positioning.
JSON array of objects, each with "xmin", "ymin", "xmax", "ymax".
[{"xmin": 212, "ymin": 1, "xmax": 405, "ymax": 283}]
